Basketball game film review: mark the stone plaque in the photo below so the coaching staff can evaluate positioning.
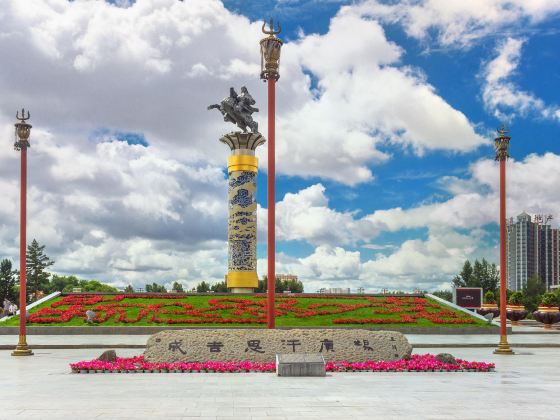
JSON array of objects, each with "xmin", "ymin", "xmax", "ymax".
[{"xmin": 144, "ymin": 329, "xmax": 412, "ymax": 363}]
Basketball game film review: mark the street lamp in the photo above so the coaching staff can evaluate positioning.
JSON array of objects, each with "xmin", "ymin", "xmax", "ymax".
[
  {"xmin": 260, "ymin": 19, "xmax": 283, "ymax": 329},
  {"xmin": 260, "ymin": 19, "xmax": 283, "ymax": 81},
  {"xmin": 494, "ymin": 124, "xmax": 514, "ymax": 355},
  {"xmin": 12, "ymin": 109, "xmax": 33, "ymax": 357}
]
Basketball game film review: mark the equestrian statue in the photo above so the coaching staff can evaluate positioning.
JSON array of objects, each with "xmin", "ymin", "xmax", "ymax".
[{"xmin": 208, "ymin": 86, "xmax": 259, "ymax": 133}]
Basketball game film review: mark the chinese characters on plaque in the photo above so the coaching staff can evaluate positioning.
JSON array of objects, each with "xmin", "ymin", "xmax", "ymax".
[
  {"xmin": 165, "ymin": 336, "xmax": 401, "ymax": 354},
  {"xmin": 145, "ymin": 330, "xmax": 412, "ymax": 363}
]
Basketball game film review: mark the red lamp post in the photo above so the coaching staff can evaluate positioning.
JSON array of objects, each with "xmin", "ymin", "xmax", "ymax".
[
  {"xmin": 260, "ymin": 19, "xmax": 283, "ymax": 329},
  {"xmin": 494, "ymin": 125, "xmax": 514, "ymax": 355},
  {"xmin": 12, "ymin": 109, "xmax": 33, "ymax": 357}
]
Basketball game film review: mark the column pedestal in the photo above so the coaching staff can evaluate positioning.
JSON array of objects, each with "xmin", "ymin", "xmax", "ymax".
[{"xmin": 230, "ymin": 288, "xmax": 254, "ymax": 294}]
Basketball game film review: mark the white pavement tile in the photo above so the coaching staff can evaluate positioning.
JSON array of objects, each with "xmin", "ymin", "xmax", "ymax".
[{"xmin": 0, "ymin": 347, "xmax": 559, "ymax": 419}]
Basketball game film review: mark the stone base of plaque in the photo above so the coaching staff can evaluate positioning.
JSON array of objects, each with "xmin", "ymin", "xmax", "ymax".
[{"xmin": 276, "ymin": 353, "xmax": 326, "ymax": 377}]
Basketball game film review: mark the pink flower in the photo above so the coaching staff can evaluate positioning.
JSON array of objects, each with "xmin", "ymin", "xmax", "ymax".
[{"xmin": 69, "ymin": 354, "xmax": 494, "ymax": 373}]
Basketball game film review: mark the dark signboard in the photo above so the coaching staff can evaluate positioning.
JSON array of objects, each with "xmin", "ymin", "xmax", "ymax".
[{"xmin": 453, "ymin": 287, "xmax": 482, "ymax": 309}]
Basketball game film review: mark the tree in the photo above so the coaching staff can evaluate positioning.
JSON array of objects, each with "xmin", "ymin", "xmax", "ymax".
[
  {"xmin": 495, "ymin": 287, "xmax": 513, "ymax": 304},
  {"xmin": 471, "ymin": 260, "xmax": 484, "ymax": 288},
  {"xmin": 453, "ymin": 260, "xmax": 474, "ymax": 288},
  {"xmin": 553, "ymin": 288, "xmax": 560, "ymax": 308},
  {"xmin": 124, "ymin": 285, "xmax": 134, "ymax": 293},
  {"xmin": 48, "ymin": 275, "xmax": 117, "ymax": 293},
  {"xmin": 259, "ymin": 275, "xmax": 304, "ymax": 293},
  {"xmin": 196, "ymin": 281, "xmax": 210, "ymax": 293},
  {"xmin": 256, "ymin": 277, "xmax": 267, "ymax": 293},
  {"xmin": 432, "ymin": 290, "xmax": 452, "ymax": 302},
  {"xmin": 26, "ymin": 239, "xmax": 54, "ymax": 300},
  {"xmin": 452, "ymin": 259, "xmax": 499, "ymax": 294},
  {"xmin": 522, "ymin": 273, "xmax": 546, "ymax": 312},
  {"xmin": 210, "ymin": 281, "xmax": 228, "ymax": 293},
  {"xmin": 48, "ymin": 274, "xmax": 79, "ymax": 293},
  {"xmin": 283, "ymin": 278, "xmax": 304, "ymax": 293},
  {"xmin": 275, "ymin": 277, "xmax": 283, "ymax": 293},
  {"xmin": 0, "ymin": 259, "xmax": 17, "ymax": 303},
  {"xmin": 79, "ymin": 280, "xmax": 117, "ymax": 293},
  {"xmin": 61, "ymin": 280, "xmax": 116, "ymax": 293},
  {"xmin": 480, "ymin": 259, "xmax": 499, "ymax": 294},
  {"xmin": 146, "ymin": 282, "xmax": 166, "ymax": 293},
  {"xmin": 172, "ymin": 281, "xmax": 185, "ymax": 293}
]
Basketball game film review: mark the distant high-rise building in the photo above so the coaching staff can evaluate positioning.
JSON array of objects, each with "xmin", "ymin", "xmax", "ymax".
[
  {"xmin": 325, "ymin": 287, "xmax": 351, "ymax": 294},
  {"xmin": 275, "ymin": 274, "xmax": 298, "ymax": 282},
  {"xmin": 506, "ymin": 212, "xmax": 559, "ymax": 290}
]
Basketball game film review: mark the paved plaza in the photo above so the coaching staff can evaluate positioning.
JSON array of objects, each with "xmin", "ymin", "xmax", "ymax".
[
  {"xmin": 2, "ymin": 330, "xmax": 560, "ymax": 349},
  {"xmin": 2, "ymin": 345, "xmax": 560, "ymax": 419}
]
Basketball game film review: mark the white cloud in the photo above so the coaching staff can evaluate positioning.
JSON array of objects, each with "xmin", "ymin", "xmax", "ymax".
[
  {"xmin": 259, "ymin": 183, "xmax": 384, "ymax": 246},
  {"xmin": 366, "ymin": 152, "xmax": 560, "ymax": 232},
  {"xmin": 263, "ymin": 151, "xmax": 560, "ymax": 291},
  {"xmin": 256, "ymin": 227, "xmax": 490, "ymax": 292},
  {"xmin": 0, "ymin": 124, "xmax": 229, "ymax": 288},
  {"xmin": 262, "ymin": 152, "xmax": 560, "ymax": 291},
  {"xmin": 360, "ymin": 227, "xmax": 487, "ymax": 290},
  {"xmin": 481, "ymin": 37, "xmax": 560, "ymax": 121},
  {"xmin": 0, "ymin": 0, "xmax": 485, "ymax": 187},
  {"xmin": 350, "ymin": 0, "xmax": 560, "ymax": 48},
  {"xmin": 58, "ymin": 237, "xmax": 228, "ymax": 290},
  {"xmin": 257, "ymin": 245, "xmax": 363, "ymax": 292},
  {"xmin": 274, "ymin": 13, "xmax": 485, "ymax": 184},
  {"xmin": 1, "ymin": 0, "xmax": 265, "ymax": 163},
  {"xmin": 0, "ymin": 0, "xmax": 532, "ymax": 290}
]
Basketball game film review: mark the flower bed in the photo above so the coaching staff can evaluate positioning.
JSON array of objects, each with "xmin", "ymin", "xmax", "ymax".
[
  {"xmin": 16, "ymin": 294, "xmax": 483, "ymax": 327},
  {"xmin": 69, "ymin": 354, "xmax": 495, "ymax": 373}
]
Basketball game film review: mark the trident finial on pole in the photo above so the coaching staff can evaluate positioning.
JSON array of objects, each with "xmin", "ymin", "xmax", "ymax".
[
  {"xmin": 16, "ymin": 108, "xmax": 30, "ymax": 122},
  {"xmin": 497, "ymin": 123, "xmax": 507, "ymax": 136},
  {"xmin": 14, "ymin": 108, "xmax": 32, "ymax": 150},
  {"xmin": 262, "ymin": 18, "xmax": 281, "ymax": 36}
]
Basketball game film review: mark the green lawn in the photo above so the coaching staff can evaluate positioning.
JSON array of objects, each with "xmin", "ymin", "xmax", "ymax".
[{"xmin": 1, "ymin": 294, "xmax": 490, "ymax": 328}]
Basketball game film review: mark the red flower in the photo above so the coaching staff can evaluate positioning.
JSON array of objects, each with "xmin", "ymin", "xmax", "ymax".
[{"xmin": 27, "ymin": 294, "xmax": 476, "ymax": 326}]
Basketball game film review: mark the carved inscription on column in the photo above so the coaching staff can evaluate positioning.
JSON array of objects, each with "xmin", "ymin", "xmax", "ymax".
[{"xmin": 228, "ymin": 171, "xmax": 257, "ymax": 272}]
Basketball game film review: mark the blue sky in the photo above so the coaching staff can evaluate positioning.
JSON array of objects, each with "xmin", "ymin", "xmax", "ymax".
[
  {"xmin": 1, "ymin": 0, "xmax": 559, "ymax": 292},
  {"xmin": 233, "ymin": 0, "xmax": 560, "ymax": 290},
  {"xmin": 241, "ymin": 1, "xmax": 560, "ymax": 259}
]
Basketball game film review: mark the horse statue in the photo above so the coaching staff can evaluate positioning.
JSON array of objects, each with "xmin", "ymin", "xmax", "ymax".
[{"xmin": 208, "ymin": 86, "xmax": 259, "ymax": 133}]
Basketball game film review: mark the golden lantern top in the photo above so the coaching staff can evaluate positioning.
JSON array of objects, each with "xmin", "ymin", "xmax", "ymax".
[
  {"xmin": 494, "ymin": 123, "xmax": 510, "ymax": 161},
  {"xmin": 260, "ymin": 19, "xmax": 283, "ymax": 81},
  {"xmin": 14, "ymin": 108, "xmax": 31, "ymax": 151}
]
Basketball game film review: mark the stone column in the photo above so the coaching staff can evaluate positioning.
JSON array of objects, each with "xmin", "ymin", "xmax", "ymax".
[{"xmin": 220, "ymin": 132, "xmax": 266, "ymax": 293}]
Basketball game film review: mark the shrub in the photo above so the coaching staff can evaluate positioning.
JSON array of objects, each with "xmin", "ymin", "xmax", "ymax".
[
  {"xmin": 540, "ymin": 293, "xmax": 558, "ymax": 308},
  {"xmin": 484, "ymin": 291, "xmax": 496, "ymax": 304},
  {"xmin": 508, "ymin": 291, "xmax": 524, "ymax": 306}
]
